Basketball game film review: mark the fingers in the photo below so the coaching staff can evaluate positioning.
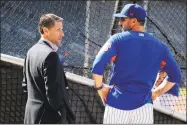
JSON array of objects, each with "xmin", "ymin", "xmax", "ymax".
[
  {"xmin": 98, "ymin": 84, "xmax": 113, "ymax": 106},
  {"xmin": 98, "ymin": 90, "xmax": 107, "ymax": 106},
  {"xmin": 101, "ymin": 97, "xmax": 106, "ymax": 106},
  {"xmin": 152, "ymin": 91, "xmax": 159, "ymax": 101},
  {"xmin": 62, "ymin": 51, "xmax": 69, "ymax": 56},
  {"xmin": 102, "ymin": 98, "xmax": 106, "ymax": 106}
]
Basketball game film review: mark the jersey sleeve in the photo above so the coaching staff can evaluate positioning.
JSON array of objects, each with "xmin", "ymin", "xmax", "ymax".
[
  {"xmin": 162, "ymin": 45, "xmax": 181, "ymax": 84},
  {"xmin": 91, "ymin": 35, "xmax": 118, "ymax": 75}
]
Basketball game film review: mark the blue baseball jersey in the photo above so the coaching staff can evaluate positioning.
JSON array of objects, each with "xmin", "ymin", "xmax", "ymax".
[{"xmin": 92, "ymin": 31, "xmax": 181, "ymax": 110}]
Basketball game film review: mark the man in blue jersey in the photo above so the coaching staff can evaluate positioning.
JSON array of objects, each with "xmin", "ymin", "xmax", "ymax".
[{"xmin": 91, "ymin": 4, "xmax": 181, "ymax": 124}]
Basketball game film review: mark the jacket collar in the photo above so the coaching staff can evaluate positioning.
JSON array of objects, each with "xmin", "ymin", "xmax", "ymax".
[{"xmin": 38, "ymin": 38, "xmax": 58, "ymax": 52}]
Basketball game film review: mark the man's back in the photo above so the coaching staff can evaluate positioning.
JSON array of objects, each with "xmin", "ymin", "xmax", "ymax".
[
  {"xmin": 105, "ymin": 31, "xmax": 167, "ymax": 109},
  {"xmin": 110, "ymin": 31, "xmax": 165, "ymax": 90},
  {"xmin": 92, "ymin": 30, "xmax": 181, "ymax": 110}
]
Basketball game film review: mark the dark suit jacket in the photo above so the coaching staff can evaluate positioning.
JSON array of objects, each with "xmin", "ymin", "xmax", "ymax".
[{"xmin": 22, "ymin": 39, "xmax": 75, "ymax": 124}]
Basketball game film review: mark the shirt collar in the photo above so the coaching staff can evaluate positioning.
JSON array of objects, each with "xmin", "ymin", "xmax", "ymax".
[{"xmin": 41, "ymin": 37, "xmax": 58, "ymax": 52}]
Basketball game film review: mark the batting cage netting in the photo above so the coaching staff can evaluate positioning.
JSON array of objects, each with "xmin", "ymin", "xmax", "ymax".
[{"xmin": 0, "ymin": 0, "xmax": 186, "ymax": 124}]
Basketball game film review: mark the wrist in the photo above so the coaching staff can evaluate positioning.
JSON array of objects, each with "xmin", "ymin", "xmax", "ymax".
[
  {"xmin": 154, "ymin": 88, "xmax": 161, "ymax": 96},
  {"xmin": 94, "ymin": 84, "xmax": 104, "ymax": 91}
]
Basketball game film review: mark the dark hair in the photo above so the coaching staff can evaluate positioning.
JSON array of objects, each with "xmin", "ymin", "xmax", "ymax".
[
  {"xmin": 38, "ymin": 13, "xmax": 63, "ymax": 34},
  {"xmin": 137, "ymin": 20, "xmax": 145, "ymax": 26},
  {"xmin": 119, "ymin": 17, "xmax": 145, "ymax": 26}
]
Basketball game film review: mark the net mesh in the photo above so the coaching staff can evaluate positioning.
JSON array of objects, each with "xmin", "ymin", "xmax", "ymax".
[{"xmin": 0, "ymin": 0, "xmax": 186, "ymax": 123}]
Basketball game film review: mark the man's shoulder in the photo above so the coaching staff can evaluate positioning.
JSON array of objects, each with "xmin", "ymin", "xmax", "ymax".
[
  {"xmin": 113, "ymin": 31, "xmax": 131, "ymax": 37},
  {"xmin": 146, "ymin": 32, "xmax": 162, "ymax": 42},
  {"xmin": 30, "ymin": 41, "xmax": 53, "ymax": 51},
  {"xmin": 147, "ymin": 34, "xmax": 169, "ymax": 53},
  {"xmin": 27, "ymin": 41, "xmax": 55, "ymax": 59},
  {"xmin": 110, "ymin": 31, "xmax": 131, "ymax": 42}
]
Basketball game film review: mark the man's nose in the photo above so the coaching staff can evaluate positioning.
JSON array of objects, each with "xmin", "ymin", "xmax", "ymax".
[{"xmin": 61, "ymin": 31, "xmax": 64, "ymax": 37}]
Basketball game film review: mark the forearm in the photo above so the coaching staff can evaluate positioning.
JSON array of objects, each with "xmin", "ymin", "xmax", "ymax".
[
  {"xmin": 153, "ymin": 80, "xmax": 175, "ymax": 96},
  {"xmin": 154, "ymin": 71, "xmax": 167, "ymax": 87},
  {"xmin": 93, "ymin": 74, "xmax": 103, "ymax": 87},
  {"xmin": 93, "ymin": 73, "xmax": 112, "ymax": 105}
]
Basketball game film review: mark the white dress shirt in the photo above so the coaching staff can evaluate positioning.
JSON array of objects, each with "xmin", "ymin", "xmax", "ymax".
[{"xmin": 41, "ymin": 37, "xmax": 58, "ymax": 52}]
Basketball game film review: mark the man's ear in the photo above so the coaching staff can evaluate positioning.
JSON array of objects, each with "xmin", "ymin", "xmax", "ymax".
[
  {"xmin": 43, "ymin": 27, "xmax": 48, "ymax": 34},
  {"xmin": 132, "ymin": 18, "xmax": 138, "ymax": 24}
]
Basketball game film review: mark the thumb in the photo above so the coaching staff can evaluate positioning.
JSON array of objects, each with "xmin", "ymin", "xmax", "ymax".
[{"xmin": 102, "ymin": 98, "xmax": 106, "ymax": 106}]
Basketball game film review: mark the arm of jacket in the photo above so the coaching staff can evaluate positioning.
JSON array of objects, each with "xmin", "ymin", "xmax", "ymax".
[{"xmin": 42, "ymin": 52, "xmax": 67, "ymax": 117}]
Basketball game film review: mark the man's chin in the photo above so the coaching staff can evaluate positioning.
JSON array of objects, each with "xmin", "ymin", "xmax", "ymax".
[{"xmin": 57, "ymin": 40, "xmax": 62, "ymax": 45}]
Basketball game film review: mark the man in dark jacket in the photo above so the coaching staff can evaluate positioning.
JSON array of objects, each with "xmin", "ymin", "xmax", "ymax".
[{"xmin": 22, "ymin": 13, "xmax": 75, "ymax": 124}]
